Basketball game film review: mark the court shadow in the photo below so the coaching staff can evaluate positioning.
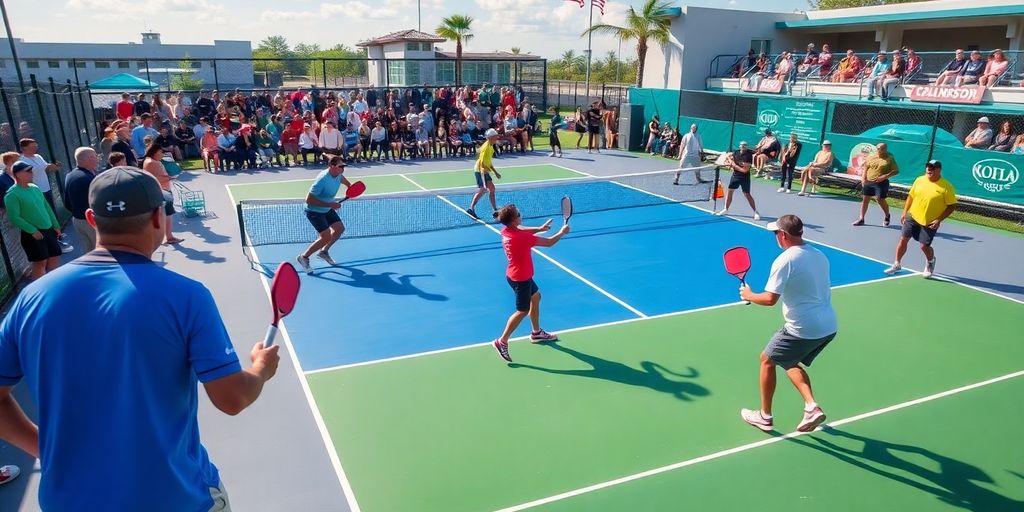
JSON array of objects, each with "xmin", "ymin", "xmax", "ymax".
[
  {"xmin": 314, "ymin": 266, "xmax": 448, "ymax": 301},
  {"xmin": 174, "ymin": 216, "xmax": 232, "ymax": 245},
  {"xmin": 933, "ymin": 275, "xmax": 1024, "ymax": 298},
  {"xmin": 788, "ymin": 427, "xmax": 1023, "ymax": 512},
  {"xmin": 508, "ymin": 342, "xmax": 710, "ymax": 402},
  {"xmin": 933, "ymin": 231, "xmax": 975, "ymax": 242},
  {"xmin": 168, "ymin": 243, "xmax": 227, "ymax": 264}
]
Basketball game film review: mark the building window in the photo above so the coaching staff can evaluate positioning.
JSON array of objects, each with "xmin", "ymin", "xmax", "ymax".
[
  {"xmin": 388, "ymin": 61, "xmax": 405, "ymax": 86},
  {"xmin": 406, "ymin": 61, "xmax": 420, "ymax": 85},
  {"xmin": 436, "ymin": 61, "xmax": 455, "ymax": 84},
  {"xmin": 496, "ymin": 63, "xmax": 510, "ymax": 84},
  {"xmin": 67, "ymin": 60, "xmax": 85, "ymax": 68},
  {"xmin": 749, "ymin": 39, "xmax": 772, "ymax": 56},
  {"xmin": 26, "ymin": 60, "xmax": 39, "ymax": 69},
  {"xmin": 48, "ymin": 61, "xmax": 61, "ymax": 69},
  {"xmin": 422, "ymin": 43, "xmax": 432, "ymax": 51},
  {"xmin": 94, "ymin": 61, "xmax": 110, "ymax": 69},
  {"xmin": 406, "ymin": 42, "xmax": 419, "ymax": 51},
  {"xmin": 137, "ymin": 61, "xmax": 148, "ymax": 69},
  {"xmin": 118, "ymin": 61, "xmax": 130, "ymax": 69},
  {"xmin": 461, "ymin": 62, "xmax": 477, "ymax": 84}
]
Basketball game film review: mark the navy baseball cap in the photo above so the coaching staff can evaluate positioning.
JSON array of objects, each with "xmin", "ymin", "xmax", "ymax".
[{"xmin": 88, "ymin": 166, "xmax": 165, "ymax": 217}]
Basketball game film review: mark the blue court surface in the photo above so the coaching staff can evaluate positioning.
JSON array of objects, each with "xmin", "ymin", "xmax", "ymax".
[{"xmin": 251, "ymin": 180, "xmax": 895, "ymax": 371}]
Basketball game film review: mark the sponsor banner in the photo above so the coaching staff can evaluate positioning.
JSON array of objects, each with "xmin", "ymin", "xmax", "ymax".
[
  {"xmin": 756, "ymin": 98, "xmax": 827, "ymax": 146},
  {"xmin": 740, "ymin": 78, "xmax": 784, "ymax": 94},
  {"xmin": 907, "ymin": 85, "xmax": 985, "ymax": 105}
]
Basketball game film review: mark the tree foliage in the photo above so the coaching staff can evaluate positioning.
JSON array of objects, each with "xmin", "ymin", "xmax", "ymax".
[
  {"xmin": 171, "ymin": 53, "xmax": 204, "ymax": 90},
  {"xmin": 581, "ymin": 0, "xmax": 675, "ymax": 87}
]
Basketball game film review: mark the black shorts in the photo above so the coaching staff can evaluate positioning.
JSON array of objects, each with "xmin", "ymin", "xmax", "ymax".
[
  {"xmin": 306, "ymin": 209, "xmax": 342, "ymax": 234},
  {"xmin": 474, "ymin": 172, "xmax": 493, "ymax": 188},
  {"xmin": 162, "ymin": 190, "xmax": 175, "ymax": 217},
  {"xmin": 728, "ymin": 171, "xmax": 752, "ymax": 193},
  {"xmin": 587, "ymin": 125, "xmax": 599, "ymax": 135},
  {"xmin": 507, "ymin": 277, "xmax": 539, "ymax": 312},
  {"xmin": 20, "ymin": 228, "xmax": 61, "ymax": 262},
  {"xmin": 549, "ymin": 133, "xmax": 561, "ymax": 147},
  {"xmin": 901, "ymin": 217, "xmax": 937, "ymax": 246},
  {"xmin": 862, "ymin": 180, "xmax": 890, "ymax": 198}
]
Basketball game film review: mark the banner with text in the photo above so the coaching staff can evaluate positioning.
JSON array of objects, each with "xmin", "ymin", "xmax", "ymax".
[{"xmin": 756, "ymin": 98, "xmax": 827, "ymax": 146}]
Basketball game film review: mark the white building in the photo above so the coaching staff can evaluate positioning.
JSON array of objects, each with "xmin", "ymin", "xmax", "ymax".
[
  {"xmin": 356, "ymin": 29, "xmax": 543, "ymax": 87},
  {"xmin": 0, "ymin": 33, "xmax": 253, "ymax": 89},
  {"xmin": 642, "ymin": 0, "xmax": 1024, "ymax": 92}
]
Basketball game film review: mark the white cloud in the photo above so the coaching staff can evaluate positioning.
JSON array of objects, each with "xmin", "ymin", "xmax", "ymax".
[{"xmin": 260, "ymin": 10, "xmax": 316, "ymax": 21}]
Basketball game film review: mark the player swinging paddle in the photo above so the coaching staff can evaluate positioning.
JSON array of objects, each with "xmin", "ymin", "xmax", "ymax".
[
  {"xmin": 492, "ymin": 204, "xmax": 570, "ymax": 362},
  {"xmin": 297, "ymin": 156, "xmax": 352, "ymax": 273},
  {"xmin": 467, "ymin": 129, "xmax": 502, "ymax": 219}
]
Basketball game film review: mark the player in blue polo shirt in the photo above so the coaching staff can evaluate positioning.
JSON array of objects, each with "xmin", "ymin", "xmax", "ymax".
[
  {"xmin": 297, "ymin": 155, "xmax": 351, "ymax": 273},
  {"xmin": 0, "ymin": 167, "xmax": 280, "ymax": 511}
]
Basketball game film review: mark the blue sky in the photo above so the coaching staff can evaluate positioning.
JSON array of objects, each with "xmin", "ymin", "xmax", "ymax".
[{"xmin": 13, "ymin": 0, "xmax": 808, "ymax": 59}]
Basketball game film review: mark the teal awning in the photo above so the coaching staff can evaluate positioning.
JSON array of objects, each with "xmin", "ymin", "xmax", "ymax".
[
  {"xmin": 777, "ymin": 5, "xmax": 1024, "ymax": 29},
  {"xmin": 88, "ymin": 73, "xmax": 158, "ymax": 90}
]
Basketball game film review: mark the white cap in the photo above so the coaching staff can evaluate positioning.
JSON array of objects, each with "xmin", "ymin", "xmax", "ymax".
[
  {"xmin": 822, "ymin": 140, "xmax": 832, "ymax": 145},
  {"xmin": 977, "ymin": 116, "xmax": 990, "ymax": 124},
  {"xmin": 485, "ymin": 128, "xmax": 498, "ymax": 138}
]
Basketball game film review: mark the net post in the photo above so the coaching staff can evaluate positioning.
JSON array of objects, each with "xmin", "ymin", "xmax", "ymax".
[
  {"xmin": 713, "ymin": 166, "xmax": 721, "ymax": 210},
  {"xmin": 236, "ymin": 201, "xmax": 254, "ymax": 270}
]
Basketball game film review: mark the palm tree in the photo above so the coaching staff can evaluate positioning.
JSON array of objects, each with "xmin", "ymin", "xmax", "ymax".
[
  {"xmin": 581, "ymin": 0, "xmax": 675, "ymax": 87},
  {"xmin": 436, "ymin": 15, "xmax": 474, "ymax": 86},
  {"xmin": 511, "ymin": 47, "xmax": 522, "ymax": 54}
]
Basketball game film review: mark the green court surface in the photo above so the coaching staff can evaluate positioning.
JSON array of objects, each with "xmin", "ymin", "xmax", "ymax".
[
  {"xmin": 306, "ymin": 278, "xmax": 1024, "ymax": 512},
  {"xmin": 226, "ymin": 164, "xmax": 584, "ymax": 202}
]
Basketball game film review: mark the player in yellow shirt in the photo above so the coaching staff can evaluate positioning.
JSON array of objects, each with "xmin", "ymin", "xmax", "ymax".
[
  {"xmin": 884, "ymin": 160, "xmax": 956, "ymax": 278},
  {"xmin": 467, "ymin": 129, "xmax": 502, "ymax": 219}
]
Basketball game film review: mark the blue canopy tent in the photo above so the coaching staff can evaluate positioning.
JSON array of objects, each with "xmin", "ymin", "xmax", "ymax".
[{"xmin": 88, "ymin": 73, "xmax": 158, "ymax": 90}]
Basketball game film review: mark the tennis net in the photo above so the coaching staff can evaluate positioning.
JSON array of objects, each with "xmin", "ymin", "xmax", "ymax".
[{"xmin": 238, "ymin": 166, "xmax": 718, "ymax": 247}]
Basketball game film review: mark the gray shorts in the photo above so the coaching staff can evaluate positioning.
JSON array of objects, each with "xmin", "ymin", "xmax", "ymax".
[{"xmin": 765, "ymin": 327, "xmax": 836, "ymax": 370}]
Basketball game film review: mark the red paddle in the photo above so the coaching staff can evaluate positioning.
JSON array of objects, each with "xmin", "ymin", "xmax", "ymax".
[
  {"xmin": 264, "ymin": 262, "xmax": 301, "ymax": 347},
  {"xmin": 723, "ymin": 247, "xmax": 752, "ymax": 305},
  {"xmin": 339, "ymin": 181, "xmax": 366, "ymax": 203}
]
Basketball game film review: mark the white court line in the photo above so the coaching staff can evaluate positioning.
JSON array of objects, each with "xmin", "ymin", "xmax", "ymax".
[
  {"xmin": 494, "ymin": 368, "xmax": 1024, "ymax": 512},
  {"xmin": 305, "ymin": 273, "xmax": 917, "ymax": 375},
  {"xmin": 227, "ymin": 186, "xmax": 363, "ymax": 512},
  {"xmin": 226, "ymin": 162, "xmax": 585, "ymax": 189},
  {"xmin": 397, "ymin": 173, "xmax": 649, "ymax": 318}
]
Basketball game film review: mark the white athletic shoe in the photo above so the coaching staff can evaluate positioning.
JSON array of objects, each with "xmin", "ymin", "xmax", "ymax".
[
  {"xmin": 714, "ymin": 208, "xmax": 728, "ymax": 216},
  {"xmin": 740, "ymin": 408, "xmax": 774, "ymax": 432},
  {"xmin": 777, "ymin": 187, "xmax": 785, "ymax": 193},
  {"xmin": 785, "ymin": 189, "xmax": 792, "ymax": 194},
  {"xmin": 753, "ymin": 212, "xmax": 761, "ymax": 221},
  {"xmin": 317, "ymin": 250, "xmax": 336, "ymax": 266},
  {"xmin": 797, "ymin": 406, "xmax": 827, "ymax": 432},
  {"xmin": 923, "ymin": 258, "xmax": 936, "ymax": 278},
  {"xmin": 296, "ymin": 254, "xmax": 312, "ymax": 274},
  {"xmin": 883, "ymin": 263, "xmax": 902, "ymax": 275}
]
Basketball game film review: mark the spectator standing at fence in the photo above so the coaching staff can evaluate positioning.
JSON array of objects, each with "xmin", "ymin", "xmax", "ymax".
[
  {"xmin": 935, "ymin": 49, "xmax": 967, "ymax": 86},
  {"xmin": 964, "ymin": 117, "xmax": 993, "ymax": 149},
  {"xmin": 116, "ymin": 93, "xmax": 135, "ymax": 121},
  {"xmin": 990, "ymin": 120, "xmax": 1015, "ymax": 152},
  {"xmin": 979, "ymin": 50, "xmax": 1009, "ymax": 87},
  {"xmin": 63, "ymin": 147, "xmax": 100, "ymax": 252},
  {"xmin": 131, "ymin": 114, "xmax": 158, "ymax": 159},
  {"xmin": 4, "ymin": 161, "xmax": 62, "ymax": 279},
  {"xmin": 0, "ymin": 152, "xmax": 18, "ymax": 196},
  {"xmin": 675, "ymin": 124, "xmax": 707, "ymax": 184},
  {"xmin": 777, "ymin": 134, "xmax": 802, "ymax": 193},
  {"xmin": 798, "ymin": 141, "xmax": 834, "ymax": 196},
  {"xmin": 18, "ymin": 138, "xmax": 61, "ymax": 216},
  {"xmin": 99, "ymin": 127, "xmax": 115, "ymax": 166},
  {"xmin": 852, "ymin": 142, "xmax": 897, "ymax": 227},
  {"xmin": 884, "ymin": 160, "xmax": 956, "ymax": 279},
  {"xmin": 954, "ymin": 51, "xmax": 985, "ymax": 87},
  {"xmin": 832, "ymin": 50, "xmax": 862, "ymax": 83},
  {"xmin": 133, "ymin": 93, "xmax": 151, "ymax": 118}
]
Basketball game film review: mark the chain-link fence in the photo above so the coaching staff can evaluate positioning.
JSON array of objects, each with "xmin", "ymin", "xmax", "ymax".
[
  {"xmin": 547, "ymin": 80, "xmax": 629, "ymax": 111},
  {"xmin": 0, "ymin": 76, "xmax": 95, "ymax": 303},
  {"xmin": 632, "ymin": 87, "xmax": 1024, "ymax": 217}
]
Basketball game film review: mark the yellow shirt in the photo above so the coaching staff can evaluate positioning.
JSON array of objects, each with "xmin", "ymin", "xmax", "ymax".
[
  {"xmin": 476, "ymin": 141, "xmax": 494, "ymax": 173},
  {"xmin": 908, "ymin": 175, "xmax": 956, "ymax": 225},
  {"xmin": 864, "ymin": 153, "xmax": 898, "ymax": 182}
]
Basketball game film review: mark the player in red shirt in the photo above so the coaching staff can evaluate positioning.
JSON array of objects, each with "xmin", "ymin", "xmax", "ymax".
[{"xmin": 492, "ymin": 204, "xmax": 571, "ymax": 362}]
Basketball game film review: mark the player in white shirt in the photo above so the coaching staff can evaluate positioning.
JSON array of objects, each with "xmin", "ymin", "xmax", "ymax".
[
  {"xmin": 675, "ymin": 124, "xmax": 707, "ymax": 184},
  {"xmin": 739, "ymin": 215, "xmax": 837, "ymax": 434}
]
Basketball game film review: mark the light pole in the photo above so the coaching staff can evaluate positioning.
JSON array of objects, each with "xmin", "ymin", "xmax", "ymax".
[
  {"xmin": 0, "ymin": 0, "xmax": 25, "ymax": 91},
  {"xmin": 418, "ymin": 0, "xmax": 421, "ymax": 32}
]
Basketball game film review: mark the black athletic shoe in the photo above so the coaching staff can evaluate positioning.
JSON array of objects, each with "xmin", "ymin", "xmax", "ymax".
[
  {"xmin": 466, "ymin": 208, "xmax": 478, "ymax": 219},
  {"xmin": 492, "ymin": 211, "xmax": 500, "ymax": 219}
]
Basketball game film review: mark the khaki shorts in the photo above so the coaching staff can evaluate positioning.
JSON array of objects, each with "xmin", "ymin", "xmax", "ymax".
[{"xmin": 209, "ymin": 481, "xmax": 232, "ymax": 512}]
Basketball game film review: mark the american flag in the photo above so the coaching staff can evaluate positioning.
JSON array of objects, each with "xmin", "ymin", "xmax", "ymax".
[
  {"xmin": 566, "ymin": 0, "xmax": 583, "ymax": 7},
  {"xmin": 592, "ymin": 0, "xmax": 606, "ymax": 15}
]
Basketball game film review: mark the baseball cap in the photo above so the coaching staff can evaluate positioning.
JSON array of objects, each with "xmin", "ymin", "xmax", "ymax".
[
  {"xmin": 765, "ymin": 214, "xmax": 804, "ymax": 237},
  {"xmin": 977, "ymin": 116, "xmax": 990, "ymax": 124},
  {"xmin": 485, "ymin": 128, "xmax": 499, "ymax": 138},
  {"xmin": 88, "ymin": 166, "xmax": 165, "ymax": 218},
  {"xmin": 926, "ymin": 159, "xmax": 942, "ymax": 168},
  {"xmin": 764, "ymin": 128, "xmax": 772, "ymax": 135},
  {"xmin": 11, "ymin": 161, "xmax": 32, "ymax": 174},
  {"xmin": 822, "ymin": 140, "xmax": 832, "ymax": 145}
]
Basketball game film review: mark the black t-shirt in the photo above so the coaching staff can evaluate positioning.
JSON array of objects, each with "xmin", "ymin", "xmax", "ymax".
[
  {"xmin": 732, "ymin": 149, "xmax": 754, "ymax": 167},
  {"xmin": 133, "ymin": 101, "xmax": 151, "ymax": 116},
  {"xmin": 587, "ymin": 108, "xmax": 601, "ymax": 127}
]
